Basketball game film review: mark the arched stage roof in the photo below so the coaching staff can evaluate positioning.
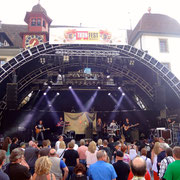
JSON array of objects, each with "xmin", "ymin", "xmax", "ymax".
[{"xmin": 0, "ymin": 42, "xmax": 180, "ymax": 122}]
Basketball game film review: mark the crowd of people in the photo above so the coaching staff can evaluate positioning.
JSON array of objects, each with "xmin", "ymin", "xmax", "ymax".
[{"xmin": 0, "ymin": 135, "xmax": 180, "ymax": 180}]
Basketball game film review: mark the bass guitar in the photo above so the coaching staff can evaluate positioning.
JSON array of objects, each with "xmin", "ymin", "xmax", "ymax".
[{"xmin": 123, "ymin": 123, "xmax": 139, "ymax": 131}]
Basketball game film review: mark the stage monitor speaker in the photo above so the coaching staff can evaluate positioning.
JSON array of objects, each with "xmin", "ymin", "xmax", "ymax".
[{"xmin": 6, "ymin": 83, "xmax": 18, "ymax": 110}]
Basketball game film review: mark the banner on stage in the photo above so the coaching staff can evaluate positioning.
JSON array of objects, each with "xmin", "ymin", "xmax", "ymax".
[
  {"xmin": 64, "ymin": 112, "xmax": 96, "ymax": 134},
  {"xmin": 49, "ymin": 27, "xmax": 127, "ymax": 45}
]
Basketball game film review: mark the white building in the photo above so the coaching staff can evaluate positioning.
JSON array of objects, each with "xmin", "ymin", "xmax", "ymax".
[{"xmin": 128, "ymin": 13, "xmax": 180, "ymax": 79}]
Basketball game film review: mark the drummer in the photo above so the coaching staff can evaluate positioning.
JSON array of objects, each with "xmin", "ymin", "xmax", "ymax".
[{"xmin": 110, "ymin": 120, "xmax": 117, "ymax": 128}]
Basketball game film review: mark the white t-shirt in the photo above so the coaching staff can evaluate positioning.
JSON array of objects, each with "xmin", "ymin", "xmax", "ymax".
[
  {"xmin": 85, "ymin": 150, "xmax": 97, "ymax": 168},
  {"xmin": 141, "ymin": 155, "xmax": 152, "ymax": 173}
]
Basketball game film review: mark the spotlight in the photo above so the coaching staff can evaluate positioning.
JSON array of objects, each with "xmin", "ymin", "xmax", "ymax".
[
  {"xmin": 122, "ymin": 93, "xmax": 125, "ymax": 96},
  {"xmin": 49, "ymin": 104, "xmax": 52, "ymax": 107},
  {"xmin": 69, "ymin": 86, "xmax": 72, "ymax": 89},
  {"xmin": 118, "ymin": 87, "xmax": 121, "ymax": 90},
  {"xmin": 48, "ymin": 86, "xmax": 51, "ymax": 89},
  {"xmin": 43, "ymin": 92, "xmax": 47, "ymax": 96},
  {"xmin": 107, "ymin": 75, "xmax": 110, "ymax": 78},
  {"xmin": 108, "ymin": 93, "xmax": 111, "ymax": 96},
  {"xmin": 57, "ymin": 92, "xmax": 60, "ymax": 96},
  {"xmin": 98, "ymin": 86, "xmax": 101, "ymax": 90}
]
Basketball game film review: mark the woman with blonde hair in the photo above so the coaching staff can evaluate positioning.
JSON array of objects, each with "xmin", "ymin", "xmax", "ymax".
[
  {"xmin": 151, "ymin": 142, "xmax": 160, "ymax": 180},
  {"xmin": 32, "ymin": 156, "xmax": 56, "ymax": 180},
  {"xmin": 97, "ymin": 139, "xmax": 103, "ymax": 150},
  {"xmin": 57, "ymin": 141, "xmax": 66, "ymax": 159},
  {"xmin": 85, "ymin": 141, "xmax": 97, "ymax": 168}
]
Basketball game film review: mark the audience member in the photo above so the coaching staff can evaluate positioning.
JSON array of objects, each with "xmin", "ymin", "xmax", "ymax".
[
  {"xmin": 85, "ymin": 141, "xmax": 97, "ymax": 168},
  {"xmin": 72, "ymin": 163, "xmax": 87, "ymax": 180},
  {"xmin": 88, "ymin": 150, "xmax": 117, "ymax": 180},
  {"xmin": 141, "ymin": 148, "xmax": 152, "ymax": 174},
  {"xmin": 0, "ymin": 150, "xmax": 10, "ymax": 180},
  {"xmin": 55, "ymin": 135, "xmax": 63, "ymax": 151},
  {"xmin": 39, "ymin": 139, "xmax": 50, "ymax": 157},
  {"xmin": 128, "ymin": 141, "xmax": 138, "ymax": 160},
  {"xmin": 49, "ymin": 148, "xmax": 69, "ymax": 180},
  {"xmin": 2, "ymin": 137, "xmax": 11, "ymax": 163},
  {"xmin": 163, "ymin": 146, "xmax": 180, "ymax": 180},
  {"xmin": 77, "ymin": 139, "xmax": 88, "ymax": 165},
  {"xmin": 56, "ymin": 140, "xmax": 66, "ymax": 158},
  {"xmin": 159, "ymin": 147, "xmax": 175, "ymax": 180},
  {"xmin": 121, "ymin": 144, "xmax": 130, "ymax": 164},
  {"xmin": 24, "ymin": 140, "xmax": 39, "ymax": 175},
  {"xmin": 113, "ymin": 150, "xmax": 130, "ymax": 180},
  {"xmin": 63, "ymin": 141, "xmax": 79, "ymax": 180},
  {"xmin": 5, "ymin": 148, "xmax": 31, "ymax": 180},
  {"xmin": 10, "ymin": 137, "xmax": 19, "ymax": 153},
  {"xmin": 102, "ymin": 139, "xmax": 112, "ymax": 162},
  {"xmin": 32, "ymin": 156, "xmax": 56, "ymax": 180},
  {"xmin": 131, "ymin": 156, "xmax": 147, "ymax": 180},
  {"xmin": 112, "ymin": 141, "xmax": 121, "ymax": 163},
  {"xmin": 151, "ymin": 142, "xmax": 160, "ymax": 180},
  {"xmin": 97, "ymin": 139, "xmax": 103, "ymax": 150},
  {"xmin": 71, "ymin": 139, "xmax": 79, "ymax": 151}
]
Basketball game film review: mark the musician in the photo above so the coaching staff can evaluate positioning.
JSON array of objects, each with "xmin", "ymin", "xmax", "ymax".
[
  {"xmin": 123, "ymin": 118, "xmax": 132, "ymax": 142},
  {"xmin": 56, "ymin": 117, "xmax": 64, "ymax": 135},
  {"xmin": 110, "ymin": 120, "xmax": 117, "ymax": 128},
  {"xmin": 96, "ymin": 118, "xmax": 103, "ymax": 139},
  {"xmin": 35, "ymin": 120, "xmax": 45, "ymax": 140},
  {"xmin": 166, "ymin": 118, "xmax": 175, "ymax": 129}
]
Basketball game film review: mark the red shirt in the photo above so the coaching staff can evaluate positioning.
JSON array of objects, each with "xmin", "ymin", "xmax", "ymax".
[{"xmin": 128, "ymin": 170, "xmax": 151, "ymax": 180}]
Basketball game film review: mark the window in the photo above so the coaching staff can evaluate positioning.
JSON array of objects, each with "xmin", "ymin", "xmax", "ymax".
[
  {"xmin": 43, "ymin": 20, "xmax": 46, "ymax": 28},
  {"xmin": 159, "ymin": 39, "xmax": 169, "ymax": 53},
  {"xmin": 37, "ymin": 18, "xmax": 41, "ymax": 26},
  {"xmin": 31, "ymin": 18, "xmax": 36, "ymax": 26}
]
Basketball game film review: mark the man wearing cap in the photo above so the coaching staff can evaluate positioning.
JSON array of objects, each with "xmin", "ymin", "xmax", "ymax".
[
  {"xmin": 88, "ymin": 150, "xmax": 117, "ymax": 180},
  {"xmin": 112, "ymin": 141, "xmax": 121, "ymax": 163},
  {"xmin": 113, "ymin": 151, "xmax": 130, "ymax": 180}
]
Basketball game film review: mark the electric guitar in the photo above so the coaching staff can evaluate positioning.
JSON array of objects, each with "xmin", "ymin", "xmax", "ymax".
[
  {"xmin": 123, "ymin": 123, "xmax": 139, "ymax": 131},
  {"xmin": 35, "ymin": 128, "xmax": 50, "ymax": 134}
]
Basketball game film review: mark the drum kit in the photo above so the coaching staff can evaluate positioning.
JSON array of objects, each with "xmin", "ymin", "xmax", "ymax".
[{"xmin": 107, "ymin": 125, "xmax": 120, "ymax": 136}]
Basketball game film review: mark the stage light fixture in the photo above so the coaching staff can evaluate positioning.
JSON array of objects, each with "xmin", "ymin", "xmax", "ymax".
[
  {"xmin": 43, "ymin": 92, "xmax": 47, "ymax": 96},
  {"xmin": 122, "ymin": 93, "xmax": 125, "ymax": 96},
  {"xmin": 48, "ymin": 86, "xmax": 51, "ymax": 89},
  {"xmin": 108, "ymin": 93, "xmax": 111, "ymax": 96},
  {"xmin": 98, "ymin": 86, "xmax": 101, "ymax": 89},
  {"xmin": 57, "ymin": 92, "xmax": 60, "ymax": 96},
  {"xmin": 69, "ymin": 86, "xmax": 72, "ymax": 89},
  {"xmin": 118, "ymin": 87, "xmax": 121, "ymax": 90},
  {"xmin": 107, "ymin": 75, "xmax": 110, "ymax": 78}
]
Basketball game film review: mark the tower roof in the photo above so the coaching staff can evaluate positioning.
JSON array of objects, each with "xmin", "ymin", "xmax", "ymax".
[
  {"xmin": 32, "ymin": 3, "xmax": 47, "ymax": 16},
  {"xmin": 128, "ymin": 13, "xmax": 180, "ymax": 45}
]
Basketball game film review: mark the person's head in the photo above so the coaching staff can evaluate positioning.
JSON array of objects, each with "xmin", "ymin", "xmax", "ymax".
[
  {"xmin": 35, "ymin": 156, "xmax": 52, "ymax": 175},
  {"xmin": 71, "ymin": 139, "xmax": 76, "ymax": 144},
  {"xmin": 68, "ymin": 142, "xmax": 74, "ymax": 149},
  {"xmin": 74, "ymin": 163, "xmax": 86, "ymax": 175},
  {"xmin": 153, "ymin": 142, "xmax": 160, "ymax": 155},
  {"xmin": 46, "ymin": 139, "xmax": 51, "ymax": 147},
  {"xmin": 97, "ymin": 139, "xmax": 102, "ymax": 146},
  {"xmin": 112, "ymin": 120, "xmax": 115, "ymax": 123},
  {"xmin": 141, "ymin": 148, "xmax": 147, "ymax": 156},
  {"xmin": 49, "ymin": 148, "xmax": 57, "ymax": 157},
  {"xmin": 58, "ymin": 135, "xmax": 63, "ymax": 141},
  {"xmin": 173, "ymin": 146, "xmax": 180, "ymax": 160},
  {"xmin": 10, "ymin": 148, "xmax": 24, "ymax": 163},
  {"xmin": 42, "ymin": 140, "xmax": 48, "ymax": 147},
  {"xmin": 109, "ymin": 137, "xmax": 114, "ymax": 143},
  {"xmin": 103, "ymin": 140, "xmax": 108, "ymax": 147},
  {"xmin": 88, "ymin": 141, "xmax": 96, "ymax": 153},
  {"xmin": 166, "ymin": 147, "xmax": 173, "ymax": 157},
  {"xmin": 59, "ymin": 141, "xmax": 66, "ymax": 149},
  {"xmin": 126, "ymin": 118, "xmax": 129, "ymax": 123},
  {"xmin": 116, "ymin": 150, "xmax": 124, "ymax": 161},
  {"xmin": 159, "ymin": 143, "xmax": 169, "ymax": 152},
  {"xmin": 60, "ymin": 117, "xmax": 63, "ymax": 121},
  {"xmin": 2, "ymin": 137, "xmax": 11, "ymax": 151},
  {"xmin": 97, "ymin": 150, "xmax": 108, "ymax": 162},
  {"xmin": 12, "ymin": 137, "xmax": 18, "ymax": 144},
  {"xmin": 29, "ymin": 140, "xmax": 34, "ymax": 147},
  {"xmin": 114, "ymin": 141, "xmax": 121, "ymax": 150},
  {"xmin": 20, "ymin": 142, "xmax": 26, "ymax": 149},
  {"xmin": 0, "ymin": 150, "xmax": 6, "ymax": 167},
  {"xmin": 159, "ymin": 137, "xmax": 165, "ymax": 143},
  {"xmin": 167, "ymin": 118, "xmax": 172, "ymax": 123},
  {"xmin": 121, "ymin": 144, "xmax": 127, "ymax": 153},
  {"xmin": 39, "ymin": 120, "xmax": 43, "ymax": 124},
  {"xmin": 131, "ymin": 157, "xmax": 146, "ymax": 177},
  {"xmin": 97, "ymin": 118, "xmax": 101, "ymax": 123},
  {"xmin": 80, "ymin": 139, "xmax": 85, "ymax": 146}
]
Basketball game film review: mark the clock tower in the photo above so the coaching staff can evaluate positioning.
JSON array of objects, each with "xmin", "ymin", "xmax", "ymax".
[{"xmin": 20, "ymin": 3, "xmax": 52, "ymax": 49}]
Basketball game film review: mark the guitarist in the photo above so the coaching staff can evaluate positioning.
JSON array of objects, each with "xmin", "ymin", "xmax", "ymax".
[
  {"xmin": 123, "ymin": 118, "xmax": 132, "ymax": 142},
  {"xmin": 35, "ymin": 120, "xmax": 45, "ymax": 140}
]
